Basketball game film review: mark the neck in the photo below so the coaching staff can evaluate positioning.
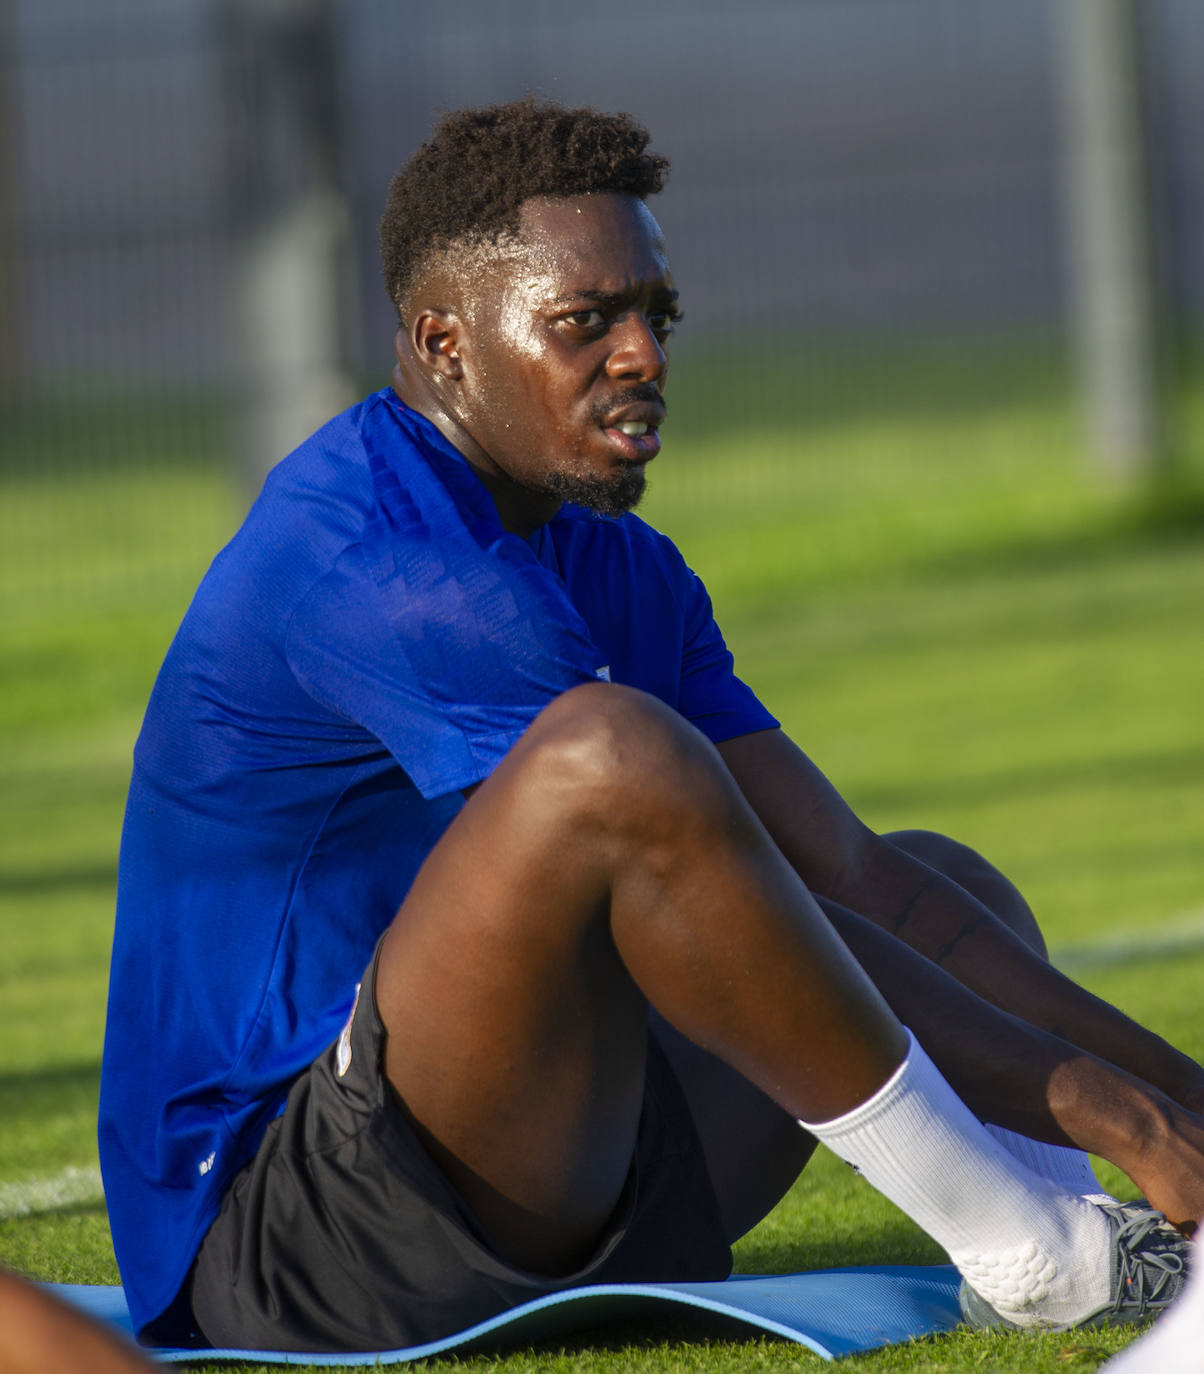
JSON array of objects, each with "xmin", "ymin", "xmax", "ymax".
[{"xmin": 390, "ymin": 354, "xmax": 559, "ymax": 539}]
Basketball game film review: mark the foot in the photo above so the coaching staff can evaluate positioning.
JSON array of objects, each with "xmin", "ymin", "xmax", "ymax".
[{"xmin": 960, "ymin": 1201, "xmax": 1190, "ymax": 1332}]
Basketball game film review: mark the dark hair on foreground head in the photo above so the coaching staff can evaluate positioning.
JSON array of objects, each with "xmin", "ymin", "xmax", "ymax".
[{"xmin": 380, "ymin": 97, "xmax": 670, "ymax": 320}]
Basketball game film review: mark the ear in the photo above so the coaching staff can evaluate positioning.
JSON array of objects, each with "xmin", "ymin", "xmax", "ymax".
[{"xmin": 407, "ymin": 307, "xmax": 466, "ymax": 382}]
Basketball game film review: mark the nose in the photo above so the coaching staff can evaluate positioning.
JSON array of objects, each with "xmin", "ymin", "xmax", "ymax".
[{"xmin": 605, "ymin": 313, "xmax": 667, "ymax": 384}]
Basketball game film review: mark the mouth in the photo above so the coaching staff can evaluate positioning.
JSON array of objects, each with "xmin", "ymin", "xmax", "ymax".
[{"xmin": 600, "ymin": 402, "xmax": 665, "ymax": 462}]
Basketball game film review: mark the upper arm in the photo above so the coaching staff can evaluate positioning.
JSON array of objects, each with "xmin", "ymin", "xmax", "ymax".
[
  {"xmin": 717, "ymin": 730, "xmax": 971, "ymax": 934},
  {"xmin": 666, "ymin": 552, "xmax": 778, "ymax": 743},
  {"xmin": 286, "ymin": 525, "xmax": 600, "ymax": 800},
  {"xmin": 716, "ymin": 728, "xmax": 877, "ymax": 901}
]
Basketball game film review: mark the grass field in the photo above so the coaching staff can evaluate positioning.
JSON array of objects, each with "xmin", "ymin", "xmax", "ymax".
[{"xmin": 2, "ymin": 343, "xmax": 1203, "ymax": 1371}]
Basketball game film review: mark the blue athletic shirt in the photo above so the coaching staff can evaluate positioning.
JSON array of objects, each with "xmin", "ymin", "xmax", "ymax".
[{"xmin": 98, "ymin": 387, "xmax": 778, "ymax": 1337}]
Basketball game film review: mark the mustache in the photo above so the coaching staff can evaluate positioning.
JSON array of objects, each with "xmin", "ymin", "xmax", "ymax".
[{"xmin": 588, "ymin": 386, "xmax": 667, "ymax": 426}]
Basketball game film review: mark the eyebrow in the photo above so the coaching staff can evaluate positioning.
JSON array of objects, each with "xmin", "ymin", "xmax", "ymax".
[{"xmin": 548, "ymin": 287, "xmax": 681, "ymax": 309}]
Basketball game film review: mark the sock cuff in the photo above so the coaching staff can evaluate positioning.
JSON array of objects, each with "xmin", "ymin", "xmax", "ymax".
[
  {"xmin": 984, "ymin": 1123, "xmax": 1109, "ymax": 1200},
  {"xmin": 797, "ymin": 1027, "xmax": 918, "ymax": 1133}
]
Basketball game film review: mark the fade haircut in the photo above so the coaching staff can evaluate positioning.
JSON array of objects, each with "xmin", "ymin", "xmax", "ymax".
[{"xmin": 379, "ymin": 97, "xmax": 669, "ymax": 321}]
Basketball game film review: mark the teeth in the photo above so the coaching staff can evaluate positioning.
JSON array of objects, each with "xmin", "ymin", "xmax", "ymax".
[{"xmin": 615, "ymin": 422, "xmax": 649, "ymax": 437}]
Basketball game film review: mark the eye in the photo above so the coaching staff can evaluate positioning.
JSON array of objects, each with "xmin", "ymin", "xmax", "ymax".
[
  {"xmin": 563, "ymin": 309, "xmax": 605, "ymax": 330},
  {"xmin": 648, "ymin": 309, "xmax": 682, "ymax": 338}
]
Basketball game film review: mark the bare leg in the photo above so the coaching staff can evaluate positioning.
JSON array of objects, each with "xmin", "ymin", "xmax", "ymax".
[
  {"xmin": 649, "ymin": 1012, "xmax": 816, "ymax": 1242},
  {"xmin": 882, "ymin": 830, "xmax": 1110, "ymax": 1194},
  {"xmin": 884, "ymin": 829, "xmax": 1047, "ymax": 957},
  {"xmin": 376, "ymin": 682, "xmax": 1204, "ymax": 1279},
  {"xmin": 652, "ymin": 827, "xmax": 1050, "ymax": 1243},
  {"xmin": 376, "ymin": 683, "xmax": 907, "ymax": 1273}
]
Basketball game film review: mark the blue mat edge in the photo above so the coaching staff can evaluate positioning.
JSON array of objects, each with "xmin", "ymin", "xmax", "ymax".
[{"xmin": 48, "ymin": 1265, "xmax": 963, "ymax": 1365}]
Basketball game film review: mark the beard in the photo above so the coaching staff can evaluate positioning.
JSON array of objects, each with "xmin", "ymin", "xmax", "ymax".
[{"xmin": 539, "ymin": 464, "xmax": 647, "ymax": 518}]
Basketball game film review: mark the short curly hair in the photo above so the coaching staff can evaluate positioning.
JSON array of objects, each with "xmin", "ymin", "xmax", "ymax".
[{"xmin": 380, "ymin": 97, "xmax": 669, "ymax": 320}]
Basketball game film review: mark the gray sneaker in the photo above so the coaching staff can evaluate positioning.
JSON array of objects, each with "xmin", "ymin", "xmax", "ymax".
[{"xmin": 959, "ymin": 1202, "xmax": 1191, "ymax": 1332}]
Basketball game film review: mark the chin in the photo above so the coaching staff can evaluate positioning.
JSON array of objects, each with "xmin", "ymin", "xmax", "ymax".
[{"xmin": 543, "ymin": 468, "xmax": 646, "ymax": 518}]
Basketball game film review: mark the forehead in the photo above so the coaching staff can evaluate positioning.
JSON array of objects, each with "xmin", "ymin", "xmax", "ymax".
[{"xmin": 501, "ymin": 192, "xmax": 672, "ymax": 295}]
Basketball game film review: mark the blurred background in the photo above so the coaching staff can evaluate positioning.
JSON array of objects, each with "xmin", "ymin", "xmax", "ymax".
[
  {"xmin": 1, "ymin": 0, "xmax": 1204, "ymax": 1189},
  {"xmin": 4, "ymin": 0, "xmax": 1203, "ymax": 611}
]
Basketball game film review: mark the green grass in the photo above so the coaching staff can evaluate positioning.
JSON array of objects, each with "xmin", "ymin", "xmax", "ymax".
[{"xmin": 2, "ymin": 341, "xmax": 1204, "ymax": 1370}]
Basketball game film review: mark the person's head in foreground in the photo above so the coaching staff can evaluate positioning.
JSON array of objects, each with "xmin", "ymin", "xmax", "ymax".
[
  {"xmin": 379, "ymin": 97, "xmax": 678, "ymax": 532},
  {"xmin": 0, "ymin": 1267, "xmax": 154, "ymax": 1374}
]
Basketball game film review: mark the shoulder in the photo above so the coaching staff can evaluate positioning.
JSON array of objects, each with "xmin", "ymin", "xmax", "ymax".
[
  {"xmin": 206, "ymin": 390, "xmax": 442, "ymax": 609},
  {"xmin": 255, "ymin": 389, "xmax": 408, "ymax": 543}
]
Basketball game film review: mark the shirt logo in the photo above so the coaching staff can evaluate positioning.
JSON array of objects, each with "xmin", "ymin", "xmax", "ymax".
[{"xmin": 595, "ymin": 665, "xmax": 611, "ymax": 681}]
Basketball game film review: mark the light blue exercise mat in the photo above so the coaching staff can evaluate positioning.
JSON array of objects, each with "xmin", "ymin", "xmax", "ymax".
[{"xmin": 50, "ymin": 1265, "xmax": 963, "ymax": 1364}]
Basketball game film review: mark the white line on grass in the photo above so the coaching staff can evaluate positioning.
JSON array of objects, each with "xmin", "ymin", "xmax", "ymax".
[
  {"xmin": 1053, "ymin": 910, "xmax": 1204, "ymax": 973},
  {"xmin": 0, "ymin": 1164, "xmax": 104, "ymax": 1220}
]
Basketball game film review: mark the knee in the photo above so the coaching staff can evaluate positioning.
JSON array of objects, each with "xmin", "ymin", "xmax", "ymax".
[
  {"xmin": 887, "ymin": 828, "xmax": 986, "ymax": 880},
  {"xmin": 519, "ymin": 683, "xmax": 734, "ymax": 837},
  {"xmin": 885, "ymin": 828, "xmax": 1047, "ymax": 957}
]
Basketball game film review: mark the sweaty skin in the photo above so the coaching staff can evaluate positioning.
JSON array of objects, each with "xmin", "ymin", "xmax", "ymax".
[
  {"xmin": 376, "ymin": 191, "xmax": 1204, "ymax": 1263},
  {"xmin": 394, "ymin": 194, "xmax": 678, "ymax": 535}
]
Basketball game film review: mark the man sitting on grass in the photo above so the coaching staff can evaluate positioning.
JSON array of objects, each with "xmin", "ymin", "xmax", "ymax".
[{"xmin": 99, "ymin": 99, "xmax": 1201, "ymax": 1354}]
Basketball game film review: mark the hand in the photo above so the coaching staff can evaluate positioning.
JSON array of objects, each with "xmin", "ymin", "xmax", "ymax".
[{"xmin": 1124, "ymin": 1100, "xmax": 1204, "ymax": 1234}]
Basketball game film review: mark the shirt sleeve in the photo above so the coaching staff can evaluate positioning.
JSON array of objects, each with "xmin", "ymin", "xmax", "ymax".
[
  {"xmin": 286, "ymin": 486, "xmax": 602, "ymax": 800},
  {"xmin": 672, "ymin": 556, "xmax": 780, "ymax": 744}
]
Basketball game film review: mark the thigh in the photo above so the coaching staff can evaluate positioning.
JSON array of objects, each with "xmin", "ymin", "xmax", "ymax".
[
  {"xmin": 373, "ymin": 705, "xmax": 653, "ymax": 1275},
  {"xmin": 375, "ymin": 683, "xmax": 900, "ymax": 1272},
  {"xmin": 650, "ymin": 1010, "xmax": 816, "ymax": 1243}
]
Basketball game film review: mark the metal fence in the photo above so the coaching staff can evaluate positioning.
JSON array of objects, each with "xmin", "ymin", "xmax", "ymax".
[{"xmin": 2, "ymin": 0, "xmax": 1201, "ymax": 621}]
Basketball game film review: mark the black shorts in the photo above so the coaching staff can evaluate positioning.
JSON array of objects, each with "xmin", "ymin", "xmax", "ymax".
[{"xmin": 189, "ymin": 939, "xmax": 732, "ymax": 1353}]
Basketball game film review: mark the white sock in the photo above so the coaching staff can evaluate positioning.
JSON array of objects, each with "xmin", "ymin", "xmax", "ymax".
[
  {"xmin": 985, "ymin": 1124, "xmax": 1114, "ymax": 1204},
  {"xmin": 798, "ymin": 1030, "xmax": 1112, "ymax": 1328}
]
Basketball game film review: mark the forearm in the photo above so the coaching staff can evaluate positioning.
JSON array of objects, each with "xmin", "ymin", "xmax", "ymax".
[
  {"xmin": 717, "ymin": 728, "xmax": 1204, "ymax": 1113},
  {"xmin": 840, "ymin": 840, "xmax": 1204, "ymax": 1112},
  {"xmin": 822, "ymin": 895, "xmax": 1112, "ymax": 1143},
  {"xmin": 822, "ymin": 897, "xmax": 1204, "ymax": 1228}
]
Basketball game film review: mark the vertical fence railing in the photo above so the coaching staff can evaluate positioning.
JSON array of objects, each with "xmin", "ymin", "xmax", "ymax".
[{"xmin": 0, "ymin": 10, "xmax": 243, "ymax": 623}]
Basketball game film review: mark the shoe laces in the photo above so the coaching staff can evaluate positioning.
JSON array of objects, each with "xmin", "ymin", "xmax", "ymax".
[{"xmin": 1110, "ymin": 1208, "xmax": 1189, "ymax": 1318}]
